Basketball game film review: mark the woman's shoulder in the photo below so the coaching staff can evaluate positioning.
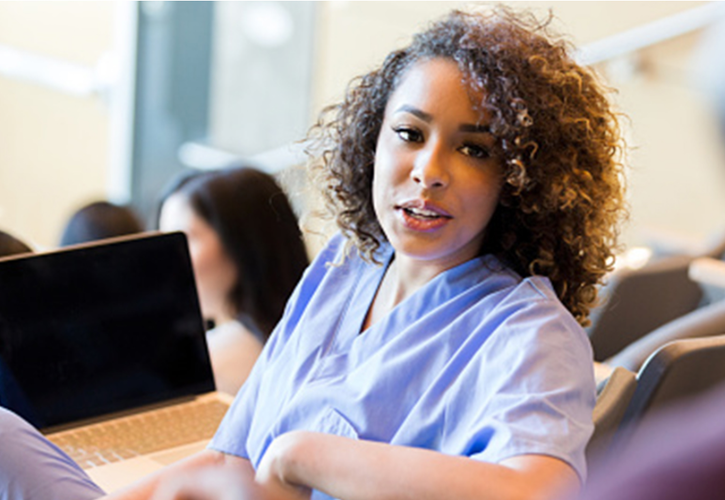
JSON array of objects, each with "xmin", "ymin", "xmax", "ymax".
[
  {"xmin": 471, "ymin": 256, "xmax": 590, "ymax": 345},
  {"xmin": 479, "ymin": 255, "xmax": 568, "ymax": 307},
  {"xmin": 307, "ymin": 232, "xmax": 387, "ymax": 278},
  {"xmin": 270, "ymin": 233, "xmax": 383, "ymax": 333},
  {"xmin": 491, "ymin": 274, "xmax": 593, "ymax": 359}
]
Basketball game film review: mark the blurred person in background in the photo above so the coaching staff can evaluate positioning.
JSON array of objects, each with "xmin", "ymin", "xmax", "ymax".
[
  {"xmin": 157, "ymin": 166, "xmax": 309, "ymax": 395},
  {"xmin": 59, "ymin": 201, "xmax": 144, "ymax": 247},
  {"xmin": 578, "ymin": 383, "xmax": 725, "ymax": 500},
  {"xmin": 0, "ymin": 229, "xmax": 32, "ymax": 258}
]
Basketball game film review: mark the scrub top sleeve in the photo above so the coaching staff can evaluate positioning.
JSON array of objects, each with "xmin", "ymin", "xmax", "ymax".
[{"xmin": 468, "ymin": 287, "xmax": 596, "ymax": 482}]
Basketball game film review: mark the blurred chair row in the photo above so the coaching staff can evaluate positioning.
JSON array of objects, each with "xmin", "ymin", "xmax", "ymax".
[
  {"xmin": 586, "ymin": 232, "xmax": 725, "ymax": 462},
  {"xmin": 589, "ymin": 227, "xmax": 725, "ymax": 364},
  {"xmin": 588, "ymin": 334, "xmax": 725, "ymax": 462},
  {"xmin": 588, "ymin": 254, "xmax": 703, "ymax": 362}
]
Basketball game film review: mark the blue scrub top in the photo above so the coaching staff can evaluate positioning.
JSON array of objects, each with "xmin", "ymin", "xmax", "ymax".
[{"xmin": 211, "ymin": 234, "xmax": 595, "ymax": 497}]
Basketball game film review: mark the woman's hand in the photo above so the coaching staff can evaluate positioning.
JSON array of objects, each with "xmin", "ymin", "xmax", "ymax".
[
  {"xmin": 127, "ymin": 437, "xmax": 310, "ymax": 500},
  {"xmin": 118, "ymin": 450, "xmax": 265, "ymax": 500},
  {"xmin": 150, "ymin": 467, "xmax": 250, "ymax": 500}
]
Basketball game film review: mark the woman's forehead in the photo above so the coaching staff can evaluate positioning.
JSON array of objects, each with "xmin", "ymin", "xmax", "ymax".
[{"xmin": 385, "ymin": 58, "xmax": 490, "ymax": 124}]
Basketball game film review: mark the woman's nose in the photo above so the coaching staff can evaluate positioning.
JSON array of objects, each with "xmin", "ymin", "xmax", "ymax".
[{"xmin": 410, "ymin": 143, "xmax": 449, "ymax": 189}]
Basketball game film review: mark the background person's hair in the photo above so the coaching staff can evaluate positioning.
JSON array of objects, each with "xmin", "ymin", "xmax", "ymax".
[
  {"xmin": 157, "ymin": 167, "xmax": 309, "ymax": 340},
  {"xmin": 0, "ymin": 230, "xmax": 32, "ymax": 258},
  {"xmin": 309, "ymin": 7, "xmax": 627, "ymax": 326},
  {"xmin": 60, "ymin": 201, "xmax": 144, "ymax": 247}
]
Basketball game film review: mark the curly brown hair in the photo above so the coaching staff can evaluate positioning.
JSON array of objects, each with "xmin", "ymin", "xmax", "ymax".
[{"xmin": 309, "ymin": 7, "xmax": 627, "ymax": 326}]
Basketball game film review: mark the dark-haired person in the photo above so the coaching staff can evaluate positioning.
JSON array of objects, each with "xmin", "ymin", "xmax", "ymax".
[
  {"xmin": 158, "ymin": 167, "xmax": 309, "ymax": 395},
  {"xmin": 60, "ymin": 201, "xmax": 144, "ymax": 247},
  {"xmin": 0, "ymin": 7, "xmax": 626, "ymax": 500},
  {"xmin": 0, "ymin": 229, "xmax": 32, "ymax": 258}
]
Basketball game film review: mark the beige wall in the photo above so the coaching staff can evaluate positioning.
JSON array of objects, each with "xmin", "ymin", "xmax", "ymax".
[
  {"xmin": 312, "ymin": 1, "xmax": 724, "ymax": 251},
  {"xmin": 312, "ymin": 2, "xmax": 711, "ymax": 107},
  {"xmin": 1, "ymin": 2, "xmax": 723, "ymax": 254},
  {"xmin": 0, "ymin": 2, "xmax": 113, "ymax": 249},
  {"xmin": 607, "ymin": 31, "xmax": 725, "ymax": 250}
]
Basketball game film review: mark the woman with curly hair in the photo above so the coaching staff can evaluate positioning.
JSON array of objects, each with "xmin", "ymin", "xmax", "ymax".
[{"xmin": 0, "ymin": 7, "xmax": 625, "ymax": 500}]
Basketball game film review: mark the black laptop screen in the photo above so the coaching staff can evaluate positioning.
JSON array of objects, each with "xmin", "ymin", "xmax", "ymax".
[{"xmin": 0, "ymin": 232, "xmax": 215, "ymax": 429}]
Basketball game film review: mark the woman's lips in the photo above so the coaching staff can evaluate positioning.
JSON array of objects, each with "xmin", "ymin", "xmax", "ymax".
[{"xmin": 395, "ymin": 200, "xmax": 452, "ymax": 232}]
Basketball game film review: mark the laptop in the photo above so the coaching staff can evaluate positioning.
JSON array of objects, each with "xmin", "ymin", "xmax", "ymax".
[{"xmin": 0, "ymin": 231, "xmax": 233, "ymax": 491}]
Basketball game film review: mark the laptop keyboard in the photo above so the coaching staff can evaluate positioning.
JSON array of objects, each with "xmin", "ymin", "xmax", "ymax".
[{"xmin": 47, "ymin": 399, "xmax": 229, "ymax": 469}]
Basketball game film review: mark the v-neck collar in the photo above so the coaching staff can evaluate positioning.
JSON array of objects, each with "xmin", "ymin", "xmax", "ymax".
[
  {"xmin": 333, "ymin": 243, "xmax": 395, "ymax": 353},
  {"xmin": 330, "ymin": 242, "xmax": 507, "ymax": 357}
]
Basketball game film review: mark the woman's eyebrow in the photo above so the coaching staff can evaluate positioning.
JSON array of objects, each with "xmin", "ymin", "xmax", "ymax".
[
  {"xmin": 395, "ymin": 105, "xmax": 432, "ymax": 122},
  {"xmin": 395, "ymin": 105, "xmax": 492, "ymax": 134}
]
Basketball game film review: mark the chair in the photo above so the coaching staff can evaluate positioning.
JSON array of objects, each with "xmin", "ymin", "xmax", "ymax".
[
  {"xmin": 586, "ymin": 366, "xmax": 637, "ymax": 462},
  {"xmin": 615, "ymin": 334, "xmax": 725, "ymax": 442},
  {"xmin": 588, "ymin": 255, "xmax": 703, "ymax": 361},
  {"xmin": 690, "ymin": 256, "xmax": 725, "ymax": 306},
  {"xmin": 606, "ymin": 299, "xmax": 725, "ymax": 373}
]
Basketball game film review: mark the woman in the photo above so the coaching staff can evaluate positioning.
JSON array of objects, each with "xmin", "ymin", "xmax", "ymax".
[
  {"xmin": 157, "ymin": 167, "xmax": 309, "ymax": 394},
  {"xmin": 0, "ymin": 8, "xmax": 625, "ymax": 500},
  {"xmin": 59, "ymin": 201, "xmax": 144, "ymax": 246}
]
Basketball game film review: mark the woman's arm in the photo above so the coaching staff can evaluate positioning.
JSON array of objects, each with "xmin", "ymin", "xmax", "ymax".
[{"xmin": 256, "ymin": 431, "xmax": 579, "ymax": 500}]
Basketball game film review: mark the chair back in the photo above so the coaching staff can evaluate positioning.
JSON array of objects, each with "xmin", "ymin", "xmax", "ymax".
[
  {"xmin": 607, "ymin": 299, "xmax": 725, "ymax": 373},
  {"xmin": 588, "ymin": 255, "xmax": 702, "ymax": 361},
  {"xmin": 619, "ymin": 334, "xmax": 725, "ymax": 435},
  {"xmin": 586, "ymin": 366, "xmax": 637, "ymax": 462}
]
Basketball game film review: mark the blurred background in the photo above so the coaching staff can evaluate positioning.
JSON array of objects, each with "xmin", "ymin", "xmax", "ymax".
[{"xmin": 1, "ymin": 1, "xmax": 725, "ymax": 257}]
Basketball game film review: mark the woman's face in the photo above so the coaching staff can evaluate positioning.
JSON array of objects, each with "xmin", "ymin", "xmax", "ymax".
[
  {"xmin": 372, "ymin": 57, "xmax": 503, "ymax": 272},
  {"xmin": 159, "ymin": 193, "xmax": 239, "ymax": 324}
]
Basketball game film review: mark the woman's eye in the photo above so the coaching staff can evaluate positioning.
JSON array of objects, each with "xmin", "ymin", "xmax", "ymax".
[
  {"xmin": 459, "ymin": 144, "xmax": 491, "ymax": 159},
  {"xmin": 394, "ymin": 127, "xmax": 423, "ymax": 143}
]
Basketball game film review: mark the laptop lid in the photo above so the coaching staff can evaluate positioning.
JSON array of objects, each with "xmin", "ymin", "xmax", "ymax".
[{"xmin": 0, "ymin": 231, "xmax": 215, "ymax": 430}]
